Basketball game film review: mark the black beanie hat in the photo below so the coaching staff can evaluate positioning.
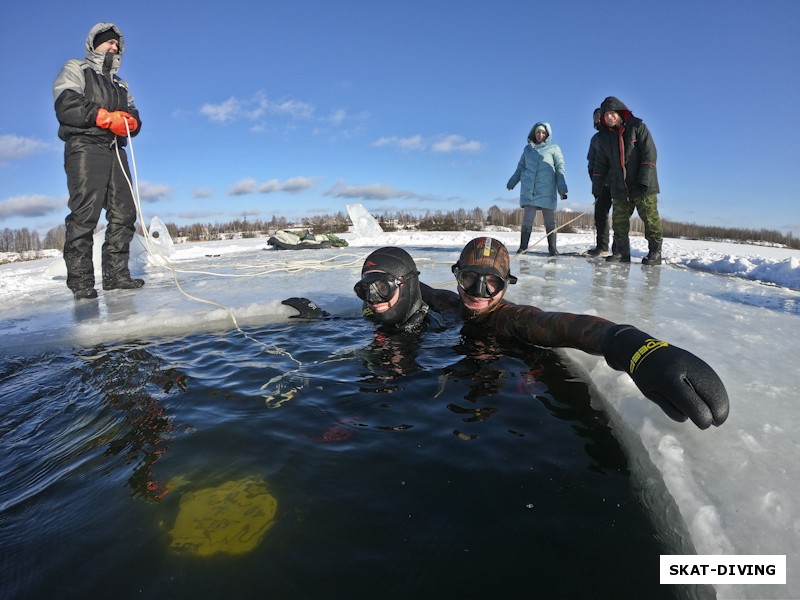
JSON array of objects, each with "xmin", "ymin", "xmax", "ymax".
[{"xmin": 93, "ymin": 28, "xmax": 120, "ymax": 49}]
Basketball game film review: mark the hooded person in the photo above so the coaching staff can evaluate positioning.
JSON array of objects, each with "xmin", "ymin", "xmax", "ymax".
[
  {"xmin": 355, "ymin": 247, "xmax": 428, "ymax": 332},
  {"xmin": 506, "ymin": 121, "xmax": 568, "ymax": 256},
  {"xmin": 586, "ymin": 107, "xmax": 615, "ymax": 256},
  {"xmin": 53, "ymin": 23, "xmax": 143, "ymax": 300},
  {"xmin": 283, "ymin": 247, "xmax": 447, "ymax": 333},
  {"xmin": 591, "ymin": 96, "xmax": 663, "ymax": 265},
  {"xmin": 422, "ymin": 237, "xmax": 729, "ymax": 430}
]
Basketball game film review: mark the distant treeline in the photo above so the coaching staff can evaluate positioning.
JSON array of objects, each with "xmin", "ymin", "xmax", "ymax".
[{"xmin": 4, "ymin": 205, "xmax": 797, "ymax": 254}]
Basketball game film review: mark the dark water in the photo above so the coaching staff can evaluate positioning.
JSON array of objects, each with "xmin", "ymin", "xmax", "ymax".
[{"xmin": 1, "ymin": 317, "xmax": 677, "ymax": 599}]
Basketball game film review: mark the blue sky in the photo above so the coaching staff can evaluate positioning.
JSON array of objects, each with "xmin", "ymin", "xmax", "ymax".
[{"xmin": 1, "ymin": 0, "xmax": 799, "ymax": 236}]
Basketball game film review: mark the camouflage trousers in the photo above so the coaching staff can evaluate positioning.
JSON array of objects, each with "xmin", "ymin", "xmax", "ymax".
[{"xmin": 611, "ymin": 194, "xmax": 663, "ymax": 241}]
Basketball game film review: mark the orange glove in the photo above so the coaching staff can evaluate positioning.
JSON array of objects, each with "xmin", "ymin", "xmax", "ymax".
[
  {"xmin": 123, "ymin": 113, "xmax": 139, "ymax": 134},
  {"xmin": 96, "ymin": 108, "xmax": 137, "ymax": 136}
]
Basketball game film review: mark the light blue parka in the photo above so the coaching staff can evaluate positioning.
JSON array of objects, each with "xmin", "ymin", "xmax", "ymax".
[{"xmin": 507, "ymin": 122, "xmax": 567, "ymax": 210}]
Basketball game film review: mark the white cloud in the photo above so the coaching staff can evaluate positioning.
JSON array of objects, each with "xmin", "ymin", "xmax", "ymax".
[
  {"xmin": 0, "ymin": 135, "xmax": 51, "ymax": 163},
  {"xmin": 327, "ymin": 108, "xmax": 348, "ymax": 126},
  {"xmin": 271, "ymin": 99, "xmax": 314, "ymax": 119},
  {"xmin": 228, "ymin": 178, "xmax": 258, "ymax": 196},
  {"xmin": 199, "ymin": 93, "xmax": 315, "ymax": 125},
  {"xmin": 199, "ymin": 97, "xmax": 241, "ymax": 123},
  {"xmin": 372, "ymin": 133, "xmax": 482, "ymax": 154},
  {"xmin": 430, "ymin": 134, "xmax": 483, "ymax": 154},
  {"xmin": 192, "ymin": 188, "xmax": 213, "ymax": 198},
  {"xmin": 0, "ymin": 195, "xmax": 63, "ymax": 220},
  {"xmin": 324, "ymin": 180, "xmax": 420, "ymax": 201},
  {"xmin": 259, "ymin": 177, "xmax": 316, "ymax": 194},
  {"xmin": 137, "ymin": 181, "xmax": 172, "ymax": 202},
  {"xmin": 372, "ymin": 135, "xmax": 424, "ymax": 151},
  {"xmin": 258, "ymin": 179, "xmax": 281, "ymax": 193},
  {"xmin": 281, "ymin": 176, "xmax": 316, "ymax": 193}
]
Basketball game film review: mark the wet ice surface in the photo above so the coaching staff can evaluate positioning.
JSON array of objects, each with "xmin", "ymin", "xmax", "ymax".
[{"xmin": 1, "ymin": 230, "xmax": 799, "ymax": 598}]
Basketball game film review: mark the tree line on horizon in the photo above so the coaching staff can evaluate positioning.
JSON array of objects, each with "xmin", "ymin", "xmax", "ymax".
[{"xmin": 2, "ymin": 205, "xmax": 797, "ymax": 255}]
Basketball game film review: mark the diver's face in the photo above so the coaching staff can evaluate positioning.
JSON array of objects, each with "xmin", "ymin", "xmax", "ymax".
[
  {"xmin": 369, "ymin": 288, "xmax": 401, "ymax": 313},
  {"xmin": 356, "ymin": 270, "xmax": 402, "ymax": 312},
  {"xmin": 458, "ymin": 286, "xmax": 504, "ymax": 312}
]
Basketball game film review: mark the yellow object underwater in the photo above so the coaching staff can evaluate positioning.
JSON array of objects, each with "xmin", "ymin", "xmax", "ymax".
[{"xmin": 169, "ymin": 476, "xmax": 278, "ymax": 556}]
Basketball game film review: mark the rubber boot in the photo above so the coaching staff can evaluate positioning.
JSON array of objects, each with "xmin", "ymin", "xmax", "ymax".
[
  {"xmin": 546, "ymin": 229, "xmax": 558, "ymax": 256},
  {"xmin": 605, "ymin": 236, "xmax": 631, "ymax": 263},
  {"xmin": 517, "ymin": 227, "xmax": 532, "ymax": 254},
  {"xmin": 587, "ymin": 227, "xmax": 610, "ymax": 256},
  {"xmin": 642, "ymin": 238, "xmax": 663, "ymax": 265}
]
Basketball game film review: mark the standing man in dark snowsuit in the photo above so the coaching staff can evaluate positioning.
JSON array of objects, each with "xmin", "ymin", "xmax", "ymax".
[
  {"xmin": 591, "ymin": 96, "xmax": 663, "ymax": 265},
  {"xmin": 586, "ymin": 108, "xmax": 615, "ymax": 256},
  {"xmin": 53, "ymin": 23, "xmax": 143, "ymax": 299}
]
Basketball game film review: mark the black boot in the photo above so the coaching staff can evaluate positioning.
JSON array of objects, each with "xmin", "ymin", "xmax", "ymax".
[
  {"xmin": 642, "ymin": 238, "xmax": 663, "ymax": 265},
  {"xmin": 517, "ymin": 227, "xmax": 532, "ymax": 254},
  {"xmin": 546, "ymin": 229, "xmax": 558, "ymax": 256},
  {"xmin": 587, "ymin": 229, "xmax": 610, "ymax": 256},
  {"xmin": 605, "ymin": 237, "xmax": 631, "ymax": 263},
  {"xmin": 103, "ymin": 277, "xmax": 145, "ymax": 290},
  {"xmin": 73, "ymin": 287, "xmax": 98, "ymax": 300},
  {"xmin": 64, "ymin": 236, "xmax": 96, "ymax": 299}
]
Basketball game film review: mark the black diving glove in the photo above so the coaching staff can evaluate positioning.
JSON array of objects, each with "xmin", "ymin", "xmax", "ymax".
[
  {"xmin": 282, "ymin": 297, "xmax": 330, "ymax": 319},
  {"xmin": 602, "ymin": 325, "xmax": 729, "ymax": 429}
]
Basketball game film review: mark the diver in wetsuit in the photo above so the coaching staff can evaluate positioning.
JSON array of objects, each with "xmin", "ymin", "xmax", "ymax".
[
  {"xmin": 284, "ymin": 246, "xmax": 448, "ymax": 333},
  {"xmin": 424, "ymin": 236, "xmax": 729, "ymax": 430},
  {"xmin": 283, "ymin": 239, "xmax": 729, "ymax": 429}
]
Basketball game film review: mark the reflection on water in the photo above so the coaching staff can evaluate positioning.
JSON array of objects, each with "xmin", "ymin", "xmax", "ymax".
[{"xmin": 0, "ymin": 320, "xmax": 678, "ymax": 599}]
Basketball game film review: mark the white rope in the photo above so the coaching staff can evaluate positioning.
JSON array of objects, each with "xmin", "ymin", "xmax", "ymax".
[
  {"xmin": 527, "ymin": 199, "xmax": 597, "ymax": 250},
  {"xmin": 113, "ymin": 122, "xmax": 328, "ymax": 403}
]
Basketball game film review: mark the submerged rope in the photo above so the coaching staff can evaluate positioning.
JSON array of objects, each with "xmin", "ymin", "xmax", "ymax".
[{"xmin": 115, "ymin": 124, "xmax": 377, "ymax": 403}]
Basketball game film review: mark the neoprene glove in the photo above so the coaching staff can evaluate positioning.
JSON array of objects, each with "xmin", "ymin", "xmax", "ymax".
[
  {"xmin": 282, "ymin": 297, "xmax": 330, "ymax": 319},
  {"xmin": 602, "ymin": 325, "xmax": 729, "ymax": 429},
  {"xmin": 96, "ymin": 108, "xmax": 137, "ymax": 137}
]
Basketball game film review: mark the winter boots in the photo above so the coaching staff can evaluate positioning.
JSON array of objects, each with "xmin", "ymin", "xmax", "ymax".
[
  {"xmin": 517, "ymin": 227, "xmax": 532, "ymax": 254},
  {"xmin": 642, "ymin": 237, "xmax": 663, "ymax": 265},
  {"xmin": 546, "ymin": 228, "xmax": 558, "ymax": 256},
  {"xmin": 73, "ymin": 287, "xmax": 98, "ymax": 300},
  {"xmin": 605, "ymin": 237, "xmax": 631, "ymax": 263},
  {"xmin": 103, "ymin": 278, "xmax": 145, "ymax": 291},
  {"xmin": 102, "ymin": 242, "xmax": 145, "ymax": 290}
]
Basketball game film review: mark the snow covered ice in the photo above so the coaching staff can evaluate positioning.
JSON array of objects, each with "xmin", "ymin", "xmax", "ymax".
[{"xmin": 1, "ymin": 222, "xmax": 799, "ymax": 598}]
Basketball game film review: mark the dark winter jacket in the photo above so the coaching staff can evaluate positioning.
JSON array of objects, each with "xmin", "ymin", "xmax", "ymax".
[
  {"xmin": 591, "ymin": 96, "xmax": 658, "ymax": 200},
  {"xmin": 53, "ymin": 23, "xmax": 141, "ymax": 146}
]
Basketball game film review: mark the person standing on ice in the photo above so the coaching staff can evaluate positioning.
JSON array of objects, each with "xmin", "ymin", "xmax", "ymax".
[
  {"xmin": 586, "ymin": 107, "xmax": 615, "ymax": 257},
  {"xmin": 425, "ymin": 237, "xmax": 728, "ymax": 429},
  {"xmin": 506, "ymin": 122, "xmax": 568, "ymax": 256},
  {"xmin": 591, "ymin": 96, "xmax": 663, "ymax": 265},
  {"xmin": 53, "ymin": 23, "xmax": 144, "ymax": 300}
]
